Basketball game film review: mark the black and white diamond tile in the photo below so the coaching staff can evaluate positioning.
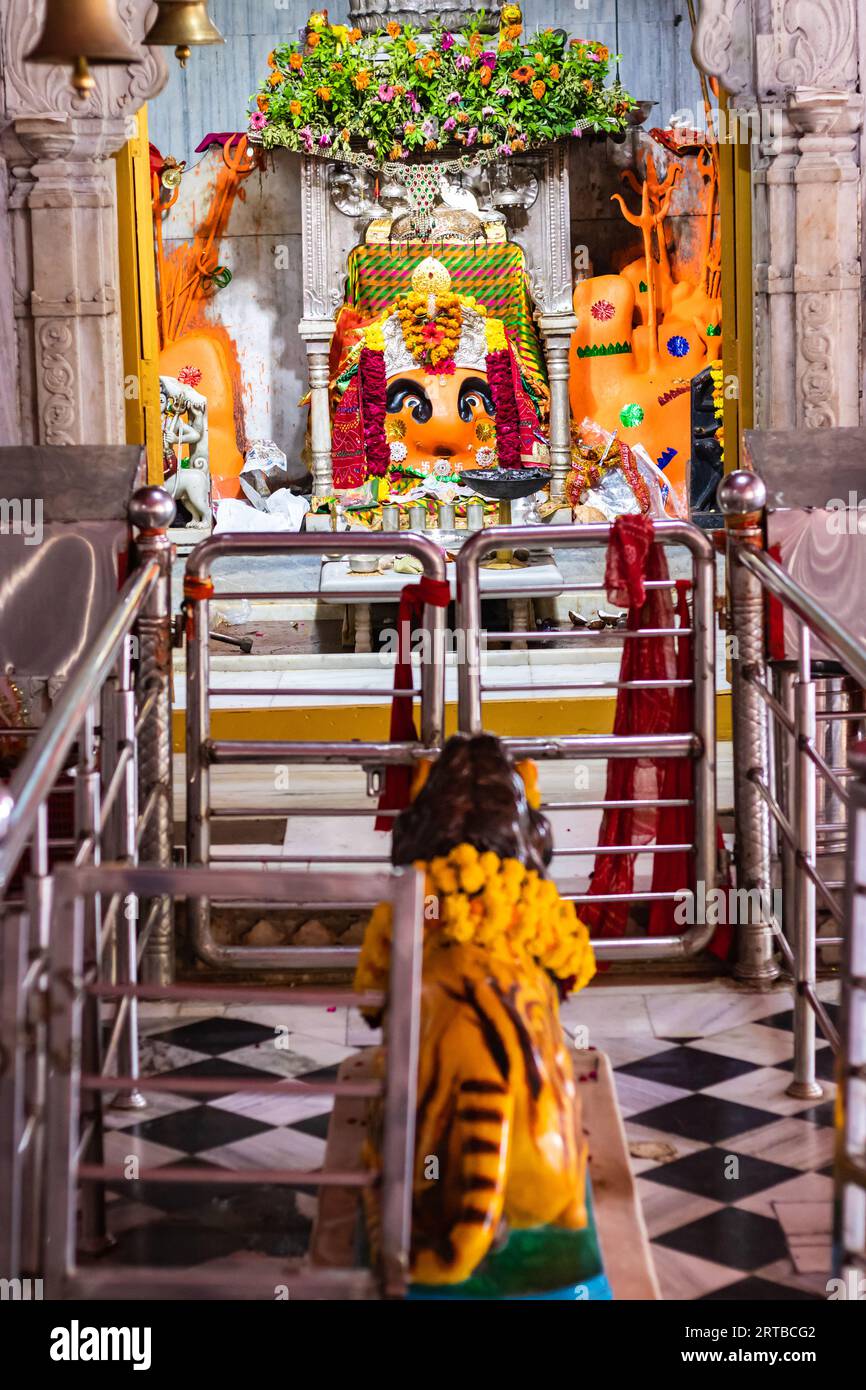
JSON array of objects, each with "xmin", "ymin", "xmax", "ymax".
[{"xmin": 97, "ymin": 983, "xmax": 838, "ymax": 1299}]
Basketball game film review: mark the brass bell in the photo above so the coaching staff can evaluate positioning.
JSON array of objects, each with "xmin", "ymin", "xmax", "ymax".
[
  {"xmin": 144, "ymin": 1, "xmax": 225, "ymax": 68},
  {"xmin": 25, "ymin": 0, "xmax": 140, "ymax": 96}
]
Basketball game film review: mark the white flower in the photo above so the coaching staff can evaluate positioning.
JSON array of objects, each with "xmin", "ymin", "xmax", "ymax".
[
  {"xmin": 475, "ymin": 446, "xmax": 497, "ymax": 468},
  {"xmin": 389, "ymin": 440, "xmax": 408, "ymax": 463}
]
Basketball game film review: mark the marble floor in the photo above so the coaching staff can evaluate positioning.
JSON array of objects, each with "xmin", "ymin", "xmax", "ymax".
[{"xmin": 100, "ymin": 975, "xmax": 839, "ymax": 1300}]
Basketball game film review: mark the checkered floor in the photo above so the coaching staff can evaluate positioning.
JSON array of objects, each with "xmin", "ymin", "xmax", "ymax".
[{"xmin": 100, "ymin": 982, "xmax": 838, "ymax": 1299}]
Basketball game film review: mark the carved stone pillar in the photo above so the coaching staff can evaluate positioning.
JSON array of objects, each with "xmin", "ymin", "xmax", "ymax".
[
  {"xmin": 526, "ymin": 143, "xmax": 574, "ymax": 499},
  {"xmin": 299, "ymin": 155, "xmax": 344, "ymax": 495},
  {"xmin": 0, "ymin": 0, "xmax": 167, "ymax": 445},
  {"xmin": 693, "ymin": 0, "xmax": 862, "ymax": 430},
  {"xmin": 538, "ymin": 313, "xmax": 577, "ymax": 499},
  {"xmin": 299, "ymin": 317, "xmax": 336, "ymax": 496}
]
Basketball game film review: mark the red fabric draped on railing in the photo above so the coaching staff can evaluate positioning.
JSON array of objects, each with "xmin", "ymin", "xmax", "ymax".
[{"xmin": 581, "ymin": 515, "xmax": 731, "ymax": 959}]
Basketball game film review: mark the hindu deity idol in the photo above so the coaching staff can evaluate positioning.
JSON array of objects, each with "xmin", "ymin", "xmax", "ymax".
[
  {"xmin": 331, "ymin": 258, "xmax": 548, "ymax": 491},
  {"xmin": 355, "ymin": 734, "xmax": 596, "ymax": 1288}
]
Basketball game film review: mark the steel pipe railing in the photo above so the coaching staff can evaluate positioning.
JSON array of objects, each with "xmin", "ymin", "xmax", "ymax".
[
  {"xmin": 0, "ymin": 486, "xmax": 177, "ymax": 1279},
  {"xmin": 455, "ymin": 520, "xmax": 717, "ymax": 963},
  {"xmin": 721, "ymin": 470, "xmax": 866, "ymax": 1104},
  {"xmin": 836, "ymin": 741, "xmax": 866, "ymax": 1289},
  {"xmin": 36, "ymin": 863, "xmax": 424, "ymax": 1301},
  {"xmin": 183, "ymin": 529, "xmax": 447, "ymax": 969}
]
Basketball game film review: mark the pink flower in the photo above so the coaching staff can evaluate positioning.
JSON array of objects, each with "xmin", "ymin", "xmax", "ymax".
[
  {"xmin": 407, "ymin": 90, "xmax": 421, "ymax": 113},
  {"xmin": 443, "ymin": 115, "xmax": 457, "ymax": 132},
  {"xmin": 249, "ymin": 111, "xmax": 268, "ymax": 131},
  {"xmin": 318, "ymin": 131, "xmax": 332, "ymax": 147},
  {"xmin": 455, "ymin": 54, "xmax": 471, "ymax": 71},
  {"xmin": 378, "ymin": 82, "xmax": 395, "ymax": 101},
  {"xmin": 495, "ymin": 85, "xmax": 512, "ymax": 99},
  {"xmin": 446, "ymin": 90, "xmax": 462, "ymax": 105},
  {"xmin": 499, "ymin": 143, "xmax": 512, "ymax": 156},
  {"xmin": 482, "ymin": 105, "xmax": 496, "ymax": 118},
  {"xmin": 441, "ymin": 32, "xmax": 455, "ymax": 50},
  {"xmin": 571, "ymin": 125, "xmax": 584, "ymax": 137},
  {"xmin": 466, "ymin": 126, "xmax": 478, "ymax": 145},
  {"xmin": 480, "ymin": 51, "xmax": 497, "ymax": 69}
]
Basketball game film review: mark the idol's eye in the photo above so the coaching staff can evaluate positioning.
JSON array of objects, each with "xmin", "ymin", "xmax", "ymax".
[
  {"xmin": 386, "ymin": 378, "xmax": 432, "ymax": 423},
  {"xmin": 458, "ymin": 377, "xmax": 496, "ymax": 423}
]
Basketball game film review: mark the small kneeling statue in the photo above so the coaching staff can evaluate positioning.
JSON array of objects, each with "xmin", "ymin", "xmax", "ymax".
[{"xmin": 355, "ymin": 733, "xmax": 596, "ymax": 1287}]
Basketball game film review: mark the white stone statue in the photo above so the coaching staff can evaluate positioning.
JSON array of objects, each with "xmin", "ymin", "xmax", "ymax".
[{"xmin": 160, "ymin": 375, "xmax": 212, "ymax": 529}]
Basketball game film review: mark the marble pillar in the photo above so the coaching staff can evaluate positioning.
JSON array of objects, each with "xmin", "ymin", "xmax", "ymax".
[
  {"xmin": 693, "ymin": 0, "xmax": 863, "ymax": 430},
  {"xmin": 0, "ymin": 0, "xmax": 167, "ymax": 446}
]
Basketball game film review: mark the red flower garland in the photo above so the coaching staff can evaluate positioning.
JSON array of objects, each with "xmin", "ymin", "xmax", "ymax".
[
  {"xmin": 359, "ymin": 346, "xmax": 390, "ymax": 478},
  {"xmin": 485, "ymin": 348, "xmax": 521, "ymax": 468}
]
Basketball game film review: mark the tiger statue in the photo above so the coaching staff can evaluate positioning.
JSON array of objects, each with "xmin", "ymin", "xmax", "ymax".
[{"xmin": 355, "ymin": 733, "xmax": 596, "ymax": 1287}]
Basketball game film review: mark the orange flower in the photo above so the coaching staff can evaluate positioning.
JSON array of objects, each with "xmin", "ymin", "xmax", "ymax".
[
  {"xmin": 481, "ymin": 131, "xmax": 492, "ymax": 144},
  {"xmin": 596, "ymin": 45, "xmax": 609, "ymax": 61},
  {"xmin": 498, "ymin": 39, "xmax": 513, "ymax": 54},
  {"xmin": 316, "ymin": 86, "xmax": 332, "ymax": 101},
  {"xmin": 549, "ymin": 63, "xmax": 560, "ymax": 81},
  {"xmin": 480, "ymin": 67, "xmax": 492, "ymax": 87},
  {"xmin": 395, "ymin": 84, "xmax": 405, "ymax": 95},
  {"xmin": 531, "ymin": 79, "xmax": 546, "ymax": 100},
  {"xmin": 386, "ymin": 21, "xmax": 401, "ymax": 37},
  {"xmin": 256, "ymin": 94, "xmax": 270, "ymax": 112},
  {"xmin": 534, "ymin": 52, "xmax": 544, "ymax": 63},
  {"xmin": 512, "ymin": 138, "xmax": 525, "ymax": 152},
  {"xmin": 267, "ymin": 50, "xmax": 277, "ymax": 67},
  {"xmin": 424, "ymin": 139, "xmax": 437, "ymax": 151},
  {"xmin": 390, "ymin": 144, "xmax": 403, "ymax": 159},
  {"xmin": 354, "ymin": 69, "xmax": 371, "ymax": 89},
  {"xmin": 404, "ymin": 122, "xmax": 416, "ymax": 135},
  {"xmin": 513, "ymin": 65, "xmax": 534, "ymax": 84},
  {"xmin": 348, "ymin": 28, "xmax": 362, "ymax": 42},
  {"xmin": 307, "ymin": 32, "xmax": 320, "ymax": 48},
  {"xmin": 289, "ymin": 99, "xmax": 302, "ymax": 116},
  {"xmin": 268, "ymin": 71, "xmax": 283, "ymax": 87},
  {"xmin": 332, "ymin": 62, "xmax": 343, "ymax": 72},
  {"xmin": 407, "ymin": 39, "xmax": 417, "ymax": 55},
  {"xmin": 506, "ymin": 23, "xmax": 523, "ymax": 40},
  {"xmin": 289, "ymin": 52, "xmax": 303, "ymax": 70},
  {"xmin": 583, "ymin": 79, "xmax": 594, "ymax": 94},
  {"xmin": 469, "ymin": 34, "xmax": 483, "ymax": 57},
  {"xmin": 341, "ymin": 127, "xmax": 350, "ymax": 140}
]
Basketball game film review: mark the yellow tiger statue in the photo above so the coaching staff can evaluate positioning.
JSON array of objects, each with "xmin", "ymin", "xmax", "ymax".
[{"xmin": 355, "ymin": 734, "xmax": 596, "ymax": 1287}]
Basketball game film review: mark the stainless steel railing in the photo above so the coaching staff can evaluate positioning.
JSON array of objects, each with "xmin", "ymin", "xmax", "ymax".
[
  {"xmin": 838, "ymin": 742, "xmax": 866, "ymax": 1290},
  {"xmin": 0, "ymin": 485, "xmax": 176, "ymax": 1276},
  {"xmin": 183, "ymin": 529, "xmax": 446, "ymax": 969},
  {"xmin": 34, "ymin": 863, "xmax": 424, "ymax": 1300},
  {"xmin": 720, "ymin": 471, "xmax": 864, "ymax": 1096},
  {"xmin": 455, "ymin": 520, "xmax": 718, "ymax": 963}
]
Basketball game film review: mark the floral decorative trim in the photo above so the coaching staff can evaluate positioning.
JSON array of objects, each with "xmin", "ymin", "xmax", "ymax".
[
  {"xmin": 575, "ymin": 341, "xmax": 632, "ymax": 358},
  {"xmin": 249, "ymin": 6, "xmax": 632, "ymax": 167},
  {"xmin": 486, "ymin": 347, "xmax": 520, "ymax": 467}
]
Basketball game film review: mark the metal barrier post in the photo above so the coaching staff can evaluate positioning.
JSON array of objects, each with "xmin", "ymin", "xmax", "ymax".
[
  {"xmin": 129, "ymin": 487, "xmax": 176, "ymax": 986},
  {"xmin": 789, "ymin": 626, "xmax": 823, "ymax": 1098},
  {"xmin": 838, "ymin": 739, "xmax": 866, "ymax": 1289},
  {"xmin": 719, "ymin": 473, "xmax": 780, "ymax": 983}
]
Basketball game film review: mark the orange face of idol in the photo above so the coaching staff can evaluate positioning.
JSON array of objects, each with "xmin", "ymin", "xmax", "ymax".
[{"xmin": 386, "ymin": 367, "xmax": 496, "ymax": 469}]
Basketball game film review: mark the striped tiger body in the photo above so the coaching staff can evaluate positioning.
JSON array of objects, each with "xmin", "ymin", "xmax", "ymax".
[{"xmin": 408, "ymin": 940, "xmax": 587, "ymax": 1286}]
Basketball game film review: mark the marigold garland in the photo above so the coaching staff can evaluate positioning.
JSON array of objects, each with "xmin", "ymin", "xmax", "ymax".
[
  {"xmin": 355, "ymin": 844, "xmax": 596, "ymax": 1011},
  {"xmin": 397, "ymin": 290, "xmax": 464, "ymax": 372}
]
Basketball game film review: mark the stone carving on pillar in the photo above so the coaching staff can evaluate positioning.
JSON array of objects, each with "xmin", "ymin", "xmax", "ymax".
[
  {"xmin": 0, "ymin": 0, "xmax": 168, "ymax": 445},
  {"xmin": 525, "ymin": 143, "xmax": 575, "ymax": 499},
  {"xmin": 299, "ymin": 155, "xmax": 344, "ymax": 495},
  {"xmin": 693, "ymin": 0, "xmax": 863, "ymax": 432}
]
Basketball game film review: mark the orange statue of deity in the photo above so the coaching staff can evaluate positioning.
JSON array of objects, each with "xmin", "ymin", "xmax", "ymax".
[
  {"xmin": 331, "ymin": 258, "xmax": 547, "ymax": 490},
  {"xmin": 569, "ymin": 148, "xmax": 722, "ymax": 503}
]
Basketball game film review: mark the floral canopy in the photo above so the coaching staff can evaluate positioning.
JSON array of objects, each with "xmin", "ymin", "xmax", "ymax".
[{"xmin": 248, "ymin": 5, "xmax": 633, "ymax": 168}]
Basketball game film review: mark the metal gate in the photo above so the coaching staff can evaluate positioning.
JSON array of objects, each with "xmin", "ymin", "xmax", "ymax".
[
  {"xmin": 183, "ymin": 530, "xmax": 446, "ymax": 968},
  {"xmin": 455, "ymin": 520, "xmax": 718, "ymax": 962}
]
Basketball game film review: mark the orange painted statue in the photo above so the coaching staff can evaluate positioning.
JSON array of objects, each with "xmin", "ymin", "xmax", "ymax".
[
  {"xmin": 355, "ymin": 735, "xmax": 596, "ymax": 1287},
  {"xmin": 570, "ymin": 148, "xmax": 722, "ymax": 501},
  {"xmin": 331, "ymin": 258, "xmax": 548, "ymax": 490}
]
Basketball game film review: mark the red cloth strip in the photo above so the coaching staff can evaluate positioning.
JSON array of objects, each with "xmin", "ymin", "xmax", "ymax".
[{"xmin": 375, "ymin": 576, "xmax": 451, "ymax": 830}]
